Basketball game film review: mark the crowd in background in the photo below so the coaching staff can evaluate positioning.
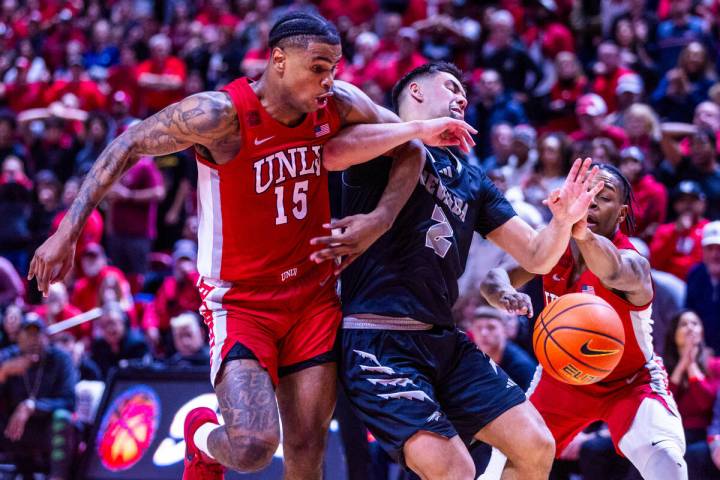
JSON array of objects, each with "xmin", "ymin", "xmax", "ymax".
[{"xmin": 0, "ymin": 0, "xmax": 720, "ymax": 479}]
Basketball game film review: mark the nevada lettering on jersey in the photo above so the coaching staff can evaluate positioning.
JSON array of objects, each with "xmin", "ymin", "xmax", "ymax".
[
  {"xmin": 253, "ymin": 145, "xmax": 323, "ymax": 193},
  {"xmin": 420, "ymin": 170, "xmax": 469, "ymax": 222}
]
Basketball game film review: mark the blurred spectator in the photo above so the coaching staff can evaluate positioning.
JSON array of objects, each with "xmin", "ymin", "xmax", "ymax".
[
  {"xmin": 621, "ymin": 103, "xmax": 662, "ymax": 169},
  {"xmin": 650, "ymin": 180, "xmax": 708, "ymax": 280},
  {"xmin": 591, "ymin": 137, "xmax": 620, "ymax": 166},
  {"xmin": 629, "ymin": 237, "xmax": 685, "ymax": 357},
  {"xmin": 240, "ymin": 21, "xmax": 271, "ymax": 80},
  {"xmin": 482, "ymin": 123, "xmax": 513, "ymax": 170},
  {"xmin": 136, "ymin": 33, "xmax": 187, "ymax": 115},
  {"xmin": 606, "ymin": 73, "xmax": 645, "ymax": 129},
  {"xmin": 655, "ymin": 0, "xmax": 711, "ymax": 74},
  {"xmin": 338, "ymin": 31, "xmax": 380, "ymax": 87},
  {"xmin": 591, "ymin": 41, "xmax": 635, "ymax": 113},
  {"xmin": 26, "ymin": 117, "xmax": 79, "ymax": 182},
  {"xmin": 698, "ymin": 386, "xmax": 720, "ymax": 478},
  {"xmin": 108, "ymin": 91, "xmax": 138, "ymax": 137},
  {"xmin": 659, "ymin": 127, "xmax": 720, "ymax": 220},
  {"xmin": 462, "ymin": 306, "xmax": 536, "ymax": 391},
  {"xmin": 686, "ymin": 221, "xmax": 720, "ymax": 354},
  {"xmin": 522, "ymin": 132, "xmax": 572, "ymax": 221},
  {"xmin": 543, "ymin": 51, "xmax": 587, "ymax": 133},
  {"xmin": 42, "ymin": 8, "xmax": 87, "ymax": 72},
  {"xmin": 609, "ymin": 14, "xmax": 657, "ymax": 87},
  {"xmin": 155, "ymin": 150, "xmax": 195, "ymax": 251},
  {"xmin": 51, "ymin": 177, "xmax": 104, "ymax": 259},
  {"xmin": 90, "ymin": 303, "xmax": 150, "ymax": 380},
  {"xmin": 0, "ymin": 316, "xmax": 77, "ymax": 479},
  {"xmin": 71, "ymin": 243, "xmax": 134, "ymax": 317},
  {"xmin": 0, "ymin": 156, "xmax": 33, "ymax": 275},
  {"xmin": 0, "ymin": 304, "xmax": 23, "ymax": 349},
  {"xmin": 75, "ymin": 112, "xmax": 111, "ymax": 177},
  {"xmin": 366, "ymin": 27, "xmax": 427, "ymax": 93},
  {"xmin": 165, "ymin": 312, "xmax": 209, "ymax": 367},
  {"xmin": 665, "ymin": 310, "xmax": 720, "ymax": 448},
  {"xmin": 142, "ymin": 240, "xmax": 201, "ymax": 352},
  {"xmin": 478, "ymin": 9, "xmax": 542, "ymax": 101},
  {"xmin": 570, "ymin": 93, "xmax": 629, "ymax": 148},
  {"xmin": 107, "ymin": 46, "xmax": 140, "ymax": 115},
  {"xmin": 43, "ymin": 55, "xmax": 106, "ymax": 112},
  {"xmin": 33, "ymin": 283, "xmax": 88, "ymax": 342},
  {"xmin": 501, "ymin": 124, "xmax": 538, "ymax": 188},
  {"xmin": 652, "ymin": 42, "xmax": 716, "ymax": 123},
  {"xmin": 51, "ymin": 330, "xmax": 101, "ymax": 382},
  {"xmin": 468, "ymin": 69, "xmax": 527, "ymax": 159},
  {"xmin": 28, "ymin": 170, "xmax": 62, "ymax": 251},
  {"xmin": 0, "ymin": 257, "xmax": 23, "ymax": 310},
  {"xmin": 83, "ymin": 19, "xmax": 119, "ymax": 73},
  {"xmin": 0, "ymin": 112, "xmax": 27, "ymax": 164},
  {"xmin": 106, "ymin": 156, "xmax": 165, "ymax": 293},
  {"xmin": 618, "ymin": 146, "xmax": 667, "ymax": 241}
]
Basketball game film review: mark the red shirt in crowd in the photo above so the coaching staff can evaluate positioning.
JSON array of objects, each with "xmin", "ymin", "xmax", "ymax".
[
  {"xmin": 71, "ymin": 266, "xmax": 134, "ymax": 322},
  {"xmin": 109, "ymin": 157, "xmax": 163, "ymax": 239},
  {"xmin": 591, "ymin": 66, "xmax": 634, "ymax": 113},
  {"xmin": 670, "ymin": 357, "xmax": 720, "ymax": 431},
  {"xmin": 522, "ymin": 22, "xmax": 575, "ymax": 58},
  {"xmin": 319, "ymin": 0, "xmax": 378, "ymax": 25},
  {"xmin": 544, "ymin": 76, "xmax": 588, "ymax": 134},
  {"xmin": 649, "ymin": 218, "xmax": 709, "ymax": 280},
  {"xmin": 142, "ymin": 271, "xmax": 202, "ymax": 331},
  {"xmin": 365, "ymin": 52, "xmax": 428, "ymax": 93},
  {"xmin": 622, "ymin": 174, "xmax": 668, "ymax": 240},
  {"xmin": 569, "ymin": 124, "xmax": 629, "ymax": 149},
  {"xmin": 33, "ymin": 303, "xmax": 90, "ymax": 340},
  {"xmin": 43, "ymin": 78, "xmax": 107, "ymax": 111},
  {"xmin": 135, "ymin": 57, "xmax": 187, "ymax": 113},
  {"xmin": 2, "ymin": 81, "xmax": 47, "ymax": 112},
  {"xmin": 52, "ymin": 209, "xmax": 104, "ymax": 257}
]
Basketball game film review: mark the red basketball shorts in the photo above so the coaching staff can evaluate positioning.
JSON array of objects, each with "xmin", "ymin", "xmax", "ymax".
[
  {"xmin": 196, "ymin": 267, "xmax": 342, "ymax": 387},
  {"xmin": 529, "ymin": 360, "xmax": 679, "ymax": 456}
]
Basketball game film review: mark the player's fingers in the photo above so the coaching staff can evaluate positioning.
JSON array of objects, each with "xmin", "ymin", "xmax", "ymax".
[
  {"xmin": 310, "ymin": 234, "xmax": 343, "ymax": 246},
  {"xmin": 324, "ymin": 217, "xmax": 353, "ymax": 229},
  {"xmin": 27, "ymin": 255, "xmax": 37, "ymax": 281},
  {"xmin": 56, "ymin": 260, "xmax": 73, "ymax": 284},
  {"xmin": 449, "ymin": 118, "xmax": 478, "ymax": 135},
  {"xmin": 574, "ymin": 157, "xmax": 591, "ymax": 184},
  {"xmin": 334, "ymin": 253, "xmax": 360, "ymax": 275},
  {"xmin": 566, "ymin": 158, "xmax": 582, "ymax": 183}
]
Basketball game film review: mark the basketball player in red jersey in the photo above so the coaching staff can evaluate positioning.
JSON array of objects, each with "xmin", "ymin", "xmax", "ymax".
[
  {"xmin": 481, "ymin": 163, "xmax": 688, "ymax": 479},
  {"xmin": 27, "ymin": 13, "xmax": 477, "ymax": 480}
]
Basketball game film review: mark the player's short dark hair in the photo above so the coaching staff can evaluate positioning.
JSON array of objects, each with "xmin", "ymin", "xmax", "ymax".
[
  {"xmin": 268, "ymin": 12, "xmax": 340, "ymax": 50},
  {"xmin": 391, "ymin": 62, "xmax": 464, "ymax": 112},
  {"xmin": 592, "ymin": 162, "xmax": 636, "ymax": 234}
]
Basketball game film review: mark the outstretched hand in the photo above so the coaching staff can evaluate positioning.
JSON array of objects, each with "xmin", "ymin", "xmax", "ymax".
[
  {"xmin": 28, "ymin": 230, "xmax": 76, "ymax": 297},
  {"xmin": 415, "ymin": 118, "xmax": 477, "ymax": 153},
  {"xmin": 309, "ymin": 213, "xmax": 389, "ymax": 275},
  {"xmin": 544, "ymin": 158, "xmax": 604, "ymax": 226}
]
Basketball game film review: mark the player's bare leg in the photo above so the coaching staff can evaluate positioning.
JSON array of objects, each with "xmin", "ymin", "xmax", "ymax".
[
  {"xmin": 403, "ymin": 432, "xmax": 475, "ymax": 480},
  {"xmin": 276, "ymin": 362, "xmax": 336, "ymax": 480},
  {"xmin": 474, "ymin": 401, "xmax": 554, "ymax": 480},
  {"xmin": 207, "ymin": 359, "xmax": 281, "ymax": 471}
]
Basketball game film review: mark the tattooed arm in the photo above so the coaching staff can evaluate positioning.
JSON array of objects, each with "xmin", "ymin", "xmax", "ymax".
[{"xmin": 28, "ymin": 92, "xmax": 239, "ymax": 294}]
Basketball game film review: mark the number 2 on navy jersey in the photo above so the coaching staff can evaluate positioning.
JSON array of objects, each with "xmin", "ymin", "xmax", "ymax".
[
  {"xmin": 274, "ymin": 180, "xmax": 308, "ymax": 225},
  {"xmin": 425, "ymin": 205, "xmax": 454, "ymax": 257}
]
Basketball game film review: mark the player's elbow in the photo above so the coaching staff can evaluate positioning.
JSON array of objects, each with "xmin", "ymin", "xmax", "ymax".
[{"xmin": 322, "ymin": 140, "xmax": 351, "ymax": 171}]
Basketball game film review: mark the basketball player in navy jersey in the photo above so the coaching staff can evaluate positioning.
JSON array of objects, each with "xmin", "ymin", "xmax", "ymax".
[
  {"xmin": 29, "ymin": 15, "xmax": 478, "ymax": 480},
  {"xmin": 310, "ymin": 62, "xmax": 603, "ymax": 479}
]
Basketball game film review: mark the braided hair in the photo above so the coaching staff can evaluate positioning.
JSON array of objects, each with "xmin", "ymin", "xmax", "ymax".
[
  {"xmin": 592, "ymin": 162, "xmax": 636, "ymax": 234},
  {"xmin": 268, "ymin": 12, "xmax": 340, "ymax": 50}
]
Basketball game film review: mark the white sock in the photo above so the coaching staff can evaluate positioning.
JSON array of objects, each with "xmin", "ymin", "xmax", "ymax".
[{"xmin": 193, "ymin": 423, "xmax": 221, "ymax": 460}]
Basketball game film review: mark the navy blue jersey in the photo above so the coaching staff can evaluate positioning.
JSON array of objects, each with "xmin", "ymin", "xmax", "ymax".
[{"xmin": 341, "ymin": 146, "xmax": 517, "ymax": 326}]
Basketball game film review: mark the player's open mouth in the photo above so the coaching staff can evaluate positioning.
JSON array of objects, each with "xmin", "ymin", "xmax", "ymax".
[
  {"xmin": 586, "ymin": 216, "xmax": 598, "ymax": 227},
  {"xmin": 450, "ymin": 107, "xmax": 464, "ymax": 115},
  {"xmin": 316, "ymin": 92, "xmax": 333, "ymax": 106}
]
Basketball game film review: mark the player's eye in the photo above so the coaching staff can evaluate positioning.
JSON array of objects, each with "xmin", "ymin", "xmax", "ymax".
[{"xmin": 311, "ymin": 65, "xmax": 326, "ymax": 73}]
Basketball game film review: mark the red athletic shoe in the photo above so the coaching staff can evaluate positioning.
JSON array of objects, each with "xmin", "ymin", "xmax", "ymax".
[{"xmin": 183, "ymin": 407, "xmax": 225, "ymax": 480}]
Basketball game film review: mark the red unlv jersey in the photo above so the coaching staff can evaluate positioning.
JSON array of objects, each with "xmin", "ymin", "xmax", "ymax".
[
  {"xmin": 195, "ymin": 78, "xmax": 342, "ymax": 283},
  {"xmin": 542, "ymin": 231, "xmax": 656, "ymax": 385}
]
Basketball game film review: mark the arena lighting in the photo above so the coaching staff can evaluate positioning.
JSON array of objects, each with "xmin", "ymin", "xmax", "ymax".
[{"xmin": 81, "ymin": 366, "xmax": 346, "ymax": 479}]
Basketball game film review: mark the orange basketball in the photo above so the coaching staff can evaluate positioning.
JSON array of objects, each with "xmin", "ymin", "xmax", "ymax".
[{"xmin": 533, "ymin": 293, "xmax": 625, "ymax": 385}]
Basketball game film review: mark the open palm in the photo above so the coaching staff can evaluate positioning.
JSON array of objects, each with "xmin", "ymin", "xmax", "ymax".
[{"xmin": 546, "ymin": 158, "xmax": 604, "ymax": 225}]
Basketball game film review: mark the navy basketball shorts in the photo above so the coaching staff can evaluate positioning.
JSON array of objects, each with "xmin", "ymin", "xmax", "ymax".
[{"xmin": 337, "ymin": 322, "xmax": 526, "ymax": 465}]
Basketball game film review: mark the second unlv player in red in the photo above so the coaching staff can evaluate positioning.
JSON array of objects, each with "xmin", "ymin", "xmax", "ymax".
[
  {"xmin": 28, "ymin": 12, "xmax": 476, "ymax": 480},
  {"xmin": 481, "ymin": 164, "xmax": 688, "ymax": 480}
]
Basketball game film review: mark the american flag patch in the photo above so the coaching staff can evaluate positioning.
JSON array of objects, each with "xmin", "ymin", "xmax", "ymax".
[
  {"xmin": 315, "ymin": 123, "xmax": 330, "ymax": 137},
  {"xmin": 581, "ymin": 285, "xmax": 595, "ymax": 295}
]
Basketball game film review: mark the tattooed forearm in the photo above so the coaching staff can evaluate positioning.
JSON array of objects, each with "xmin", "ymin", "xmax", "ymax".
[{"xmin": 61, "ymin": 91, "xmax": 239, "ymax": 238}]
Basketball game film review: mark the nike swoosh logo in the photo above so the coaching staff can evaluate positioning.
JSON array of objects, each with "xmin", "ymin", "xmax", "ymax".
[
  {"xmin": 651, "ymin": 439, "xmax": 668, "ymax": 447},
  {"xmin": 254, "ymin": 135, "xmax": 274, "ymax": 146},
  {"xmin": 552, "ymin": 274, "xmax": 562, "ymax": 281},
  {"xmin": 626, "ymin": 373, "xmax": 639, "ymax": 384},
  {"xmin": 580, "ymin": 340, "xmax": 619, "ymax": 357}
]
